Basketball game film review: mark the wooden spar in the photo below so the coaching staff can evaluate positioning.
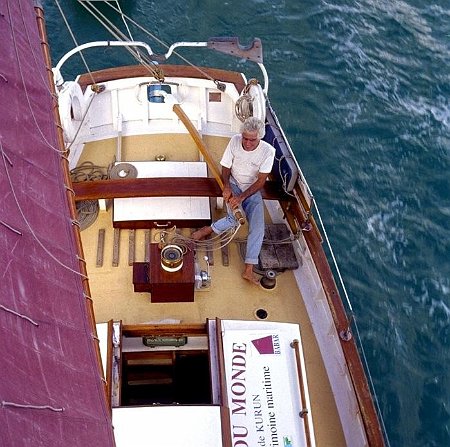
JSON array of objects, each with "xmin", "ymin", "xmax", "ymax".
[
  {"xmin": 172, "ymin": 104, "xmax": 224, "ymax": 189},
  {"xmin": 172, "ymin": 104, "xmax": 245, "ymax": 225}
]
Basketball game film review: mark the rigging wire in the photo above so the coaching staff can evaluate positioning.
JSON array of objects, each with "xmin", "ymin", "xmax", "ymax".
[
  {"xmin": 52, "ymin": 1, "xmax": 116, "ymax": 152},
  {"xmin": 7, "ymin": 0, "xmax": 88, "ymax": 263},
  {"xmin": 53, "ymin": 0, "xmax": 103, "ymax": 153},
  {"xmin": 312, "ymin": 198, "xmax": 391, "ymax": 446},
  {"xmin": 76, "ymin": 0, "xmax": 164, "ymax": 81},
  {"xmin": 352, "ymin": 317, "xmax": 392, "ymax": 446},
  {"xmin": 54, "ymin": 0, "xmax": 96, "ymax": 86},
  {"xmin": 313, "ymin": 202, "xmax": 353, "ymax": 312},
  {"xmin": 93, "ymin": 0, "xmax": 222, "ymax": 87},
  {"xmin": 115, "ymin": 0, "xmax": 134, "ymax": 41}
]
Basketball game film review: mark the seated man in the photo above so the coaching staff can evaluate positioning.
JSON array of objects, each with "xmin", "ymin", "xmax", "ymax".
[{"xmin": 192, "ymin": 117, "xmax": 275, "ymax": 284}]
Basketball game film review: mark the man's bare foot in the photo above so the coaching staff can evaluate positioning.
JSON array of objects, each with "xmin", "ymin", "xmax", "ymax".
[
  {"xmin": 242, "ymin": 264, "xmax": 260, "ymax": 285},
  {"xmin": 192, "ymin": 226, "xmax": 213, "ymax": 240},
  {"xmin": 242, "ymin": 271, "xmax": 260, "ymax": 285}
]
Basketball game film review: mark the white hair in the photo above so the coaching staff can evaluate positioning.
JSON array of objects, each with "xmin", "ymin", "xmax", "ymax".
[{"xmin": 240, "ymin": 117, "xmax": 265, "ymax": 139}]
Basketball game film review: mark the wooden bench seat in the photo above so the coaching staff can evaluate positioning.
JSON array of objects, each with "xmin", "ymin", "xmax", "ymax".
[{"xmin": 73, "ymin": 177, "xmax": 291, "ymax": 202}]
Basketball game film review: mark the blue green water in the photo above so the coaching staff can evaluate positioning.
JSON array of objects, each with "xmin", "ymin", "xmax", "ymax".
[{"xmin": 45, "ymin": 1, "xmax": 450, "ymax": 445}]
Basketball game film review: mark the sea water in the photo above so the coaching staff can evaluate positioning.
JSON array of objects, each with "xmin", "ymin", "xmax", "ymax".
[{"xmin": 44, "ymin": 1, "xmax": 450, "ymax": 445}]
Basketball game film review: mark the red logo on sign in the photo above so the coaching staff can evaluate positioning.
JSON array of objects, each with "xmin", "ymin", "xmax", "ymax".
[{"xmin": 251, "ymin": 335, "xmax": 275, "ymax": 354}]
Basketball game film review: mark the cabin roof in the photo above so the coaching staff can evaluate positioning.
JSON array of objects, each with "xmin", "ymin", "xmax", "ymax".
[{"xmin": 0, "ymin": 1, "xmax": 114, "ymax": 445}]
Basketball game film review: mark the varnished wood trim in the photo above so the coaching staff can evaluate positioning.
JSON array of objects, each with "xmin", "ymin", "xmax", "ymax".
[
  {"xmin": 122, "ymin": 323, "xmax": 207, "ymax": 337},
  {"xmin": 117, "ymin": 320, "xmax": 123, "ymax": 407},
  {"xmin": 215, "ymin": 319, "xmax": 232, "ymax": 447},
  {"xmin": 105, "ymin": 319, "xmax": 114, "ymax": 409},
  {"xmin": 73, "ymin": 177, "xmax": 291, "ymax": 201},
  {"xmin": 220, "ymin": 405, "xmax": 232, "ymax": 447},
  {"xmin": 302, "ymin": 226, "xmax": 385, "ymax": 446},
  {"xmin": 78, "ymin": 64, "xmax": 246, "ymax": 93}
]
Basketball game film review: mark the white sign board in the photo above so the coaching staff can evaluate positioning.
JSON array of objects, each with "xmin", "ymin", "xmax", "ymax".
[{"xmin": 220, "ymin": 320, "xmax": 315, "ymax": 447}]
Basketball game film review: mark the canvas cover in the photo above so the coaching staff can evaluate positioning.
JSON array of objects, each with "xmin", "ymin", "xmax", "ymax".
[{"xmin": 0, "ymin": 1, "xmax": 115, "ymax": 445}]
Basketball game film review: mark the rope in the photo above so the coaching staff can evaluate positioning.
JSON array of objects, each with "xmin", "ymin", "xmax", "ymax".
[
  {"xmin": 235, "ymin": 79, "xmax": 259, "ymax": 122},
  {"xmin": 64, "ymin": 91, "xmax": 96, "ymax": 151},
  {"xmin": 5, "ymin": 0, "xmax": 61, "ymax": 154},
  {"xmin": 233, "ymin": 228, "xmax": 300, "ymax": 246},
  {"xmin": 76, "ymin": 200, "xmax": 99, "ymax": 231},
  {"xmin": 1, "ymin": 401, "xmax": 64, "ymax": 412},
  {"xmin": 54, "ymin": 2, "xmax": 129, "ymax": 152},
  {"xmin": 154, "ymin": 224, "xmax": 241, "ymax": 253},
  {"xmin": 70, "ymin": 161, "xmax": 108, "ymax": 182},
  {"xmin": 0, "ymin": 142, "xmax": 87, "ymax": 279},
  {"xmin": 55, "ymin": 5, "xmax": 388, "ymax": 442},
  {"xmin": 0, "ymin": 305, "xmax": 39, "ymax": 327},
  {"xmin": 274, "ymin": 152, "xmax": 296, "ymax": 198},
  {"xmin": 9, "ymin": 0, "xmax": 101, "ymax": 155},
  {"xmin": 18, "ymin": 0, "xmax": 54, "ymax": 97},
  {"xmin": 0, "ymin": 220, "xmax": 22, "ymax": 235}
]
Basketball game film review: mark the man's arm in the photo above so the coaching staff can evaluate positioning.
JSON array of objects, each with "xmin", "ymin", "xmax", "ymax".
[
  {"xmin": 221, "ymin": 166, "xmax": 233, "ymax": 202},
  {"xmin": 228, "ymin": 172, "xmax": 268, "ymax": 209}
]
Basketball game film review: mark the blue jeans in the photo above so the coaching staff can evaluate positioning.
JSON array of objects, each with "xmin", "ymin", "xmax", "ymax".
[{"xmin": 211, "ymin": 181, "xmax": 264, "ymax": 265}]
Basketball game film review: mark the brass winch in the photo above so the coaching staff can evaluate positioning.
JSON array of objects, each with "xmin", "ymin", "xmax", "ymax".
[{"xmin": 160, "ymin": 244, "xmax": 184, "ymax": 272}]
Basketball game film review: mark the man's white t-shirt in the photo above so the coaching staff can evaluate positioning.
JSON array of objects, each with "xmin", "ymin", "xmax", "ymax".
[{"xmin": 220, "ymin": 134, "xmax": 275, "ymax": 191}]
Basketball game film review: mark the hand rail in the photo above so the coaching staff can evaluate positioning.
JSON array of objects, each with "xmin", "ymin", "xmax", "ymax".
[
  {"xmin": 291, "ymin": 339, "xmax": 313, "ymax": 447},
  {"xmin": 53, "ymin": 39, "xmax": 269, "ymax": 93},
  {"xmin": 53, "ymin": 40, "xmax": 155, "ymax": 86}
]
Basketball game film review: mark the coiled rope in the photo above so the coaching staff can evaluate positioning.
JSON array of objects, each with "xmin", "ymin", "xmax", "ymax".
[
  {"xmin": 70, "ymin": 162, "xmax": 109, "ymax": 230},
  {"xmin": 235, "ymin": 78, "xmax": 260, "ymax": 122}
]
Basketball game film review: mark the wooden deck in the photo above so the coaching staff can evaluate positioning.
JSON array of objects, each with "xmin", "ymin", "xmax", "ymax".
[
  {"xmin": 82, "ymin": 208, "xmax": 347, "ymax": 447},
  {"xmin": 75, "ymin": 132, "xmax": 348, "ymax": 446}
]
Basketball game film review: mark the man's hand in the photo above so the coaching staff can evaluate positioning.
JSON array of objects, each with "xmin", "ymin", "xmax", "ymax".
[
  {"xmin": 228, "ymin": 194, "xmax": 243, "ymax": 209},
  {"xmin": 222, "ymin": 185, "xmax": 232, "ymax": 202},
  {"xmin": 223, "ymin": 186, "xmax": 242, "ymax": 210}
]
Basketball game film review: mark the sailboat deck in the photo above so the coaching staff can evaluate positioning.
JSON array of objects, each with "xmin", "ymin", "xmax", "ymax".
[{"xmin": 76, "ymin": 133, "xmax": 347, "ymax": 446}]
